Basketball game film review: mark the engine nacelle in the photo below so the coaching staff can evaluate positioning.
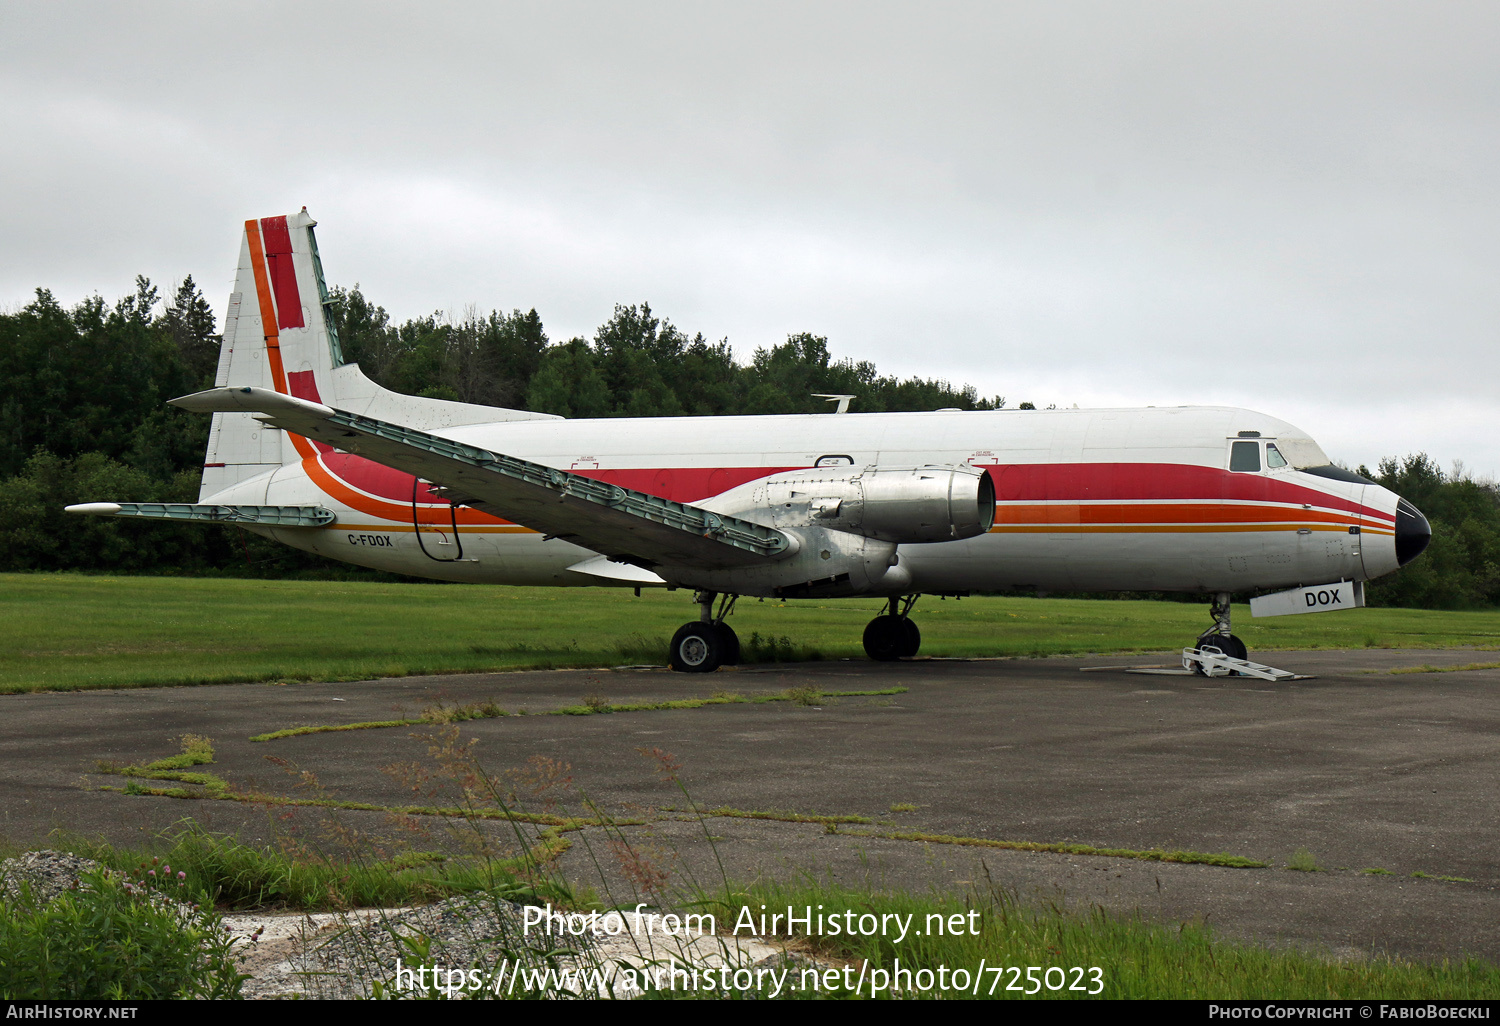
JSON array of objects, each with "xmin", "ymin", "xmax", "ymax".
[
  {"xmin": 702, "ymin": 464, "xmax": 995, "ymax": 544},
  {"xmin": 664, "ymin": 528, "xmax": 909, "ymax": 599}
]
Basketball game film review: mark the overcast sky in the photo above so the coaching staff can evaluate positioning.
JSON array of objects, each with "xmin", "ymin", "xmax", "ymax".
[{"xmin": 3, "ymin": 2, "xmax": 1496, "ymax": 476}]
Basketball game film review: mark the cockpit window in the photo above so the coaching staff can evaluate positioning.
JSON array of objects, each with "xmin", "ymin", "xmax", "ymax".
[
  {"xmin": 1230, "ymin": 440, "xmax": 1262, "ymax": 473},
  {"xmin": 1301, "ymin": 464, "xmax": 1377, "ymax": 485},
  {"xmin": 1265, "ymin": 443, "xmax": 1288, "ymax": 469},
  {"xmin": 1275, "ymin": 435, "xmax": 1331, "ymax": 469}
]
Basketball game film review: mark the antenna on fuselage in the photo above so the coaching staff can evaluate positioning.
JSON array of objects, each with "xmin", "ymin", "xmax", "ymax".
[{"xmin": 813, "ymin": 393, "xmax": 856, "ymax": 413}]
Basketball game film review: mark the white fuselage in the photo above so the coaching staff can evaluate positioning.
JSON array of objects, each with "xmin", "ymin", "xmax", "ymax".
[{"xmin": 208, "ymin": 404, "xmax": 1401, "ymax": 596}]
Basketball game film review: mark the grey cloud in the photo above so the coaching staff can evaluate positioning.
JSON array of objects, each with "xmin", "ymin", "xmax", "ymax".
[{"xmin": 2, "ymin": 1, "xmax": 1496, "ymax": 472}]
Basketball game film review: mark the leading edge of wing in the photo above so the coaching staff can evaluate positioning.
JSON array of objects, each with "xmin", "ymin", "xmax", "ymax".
[{"xmin": 169, "ymin": 387, "xmax": 795, "ymax": 570}]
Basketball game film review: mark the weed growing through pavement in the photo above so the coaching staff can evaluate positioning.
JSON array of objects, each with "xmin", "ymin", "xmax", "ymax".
[
  {"xmin": 743, "ymin": 632, "xmax": 810, "ymax": 662},
  {"xmin": 1287, "ymin": 848, "xmax": 1322, "ymax": 872},
  {"xmin": 247, "ymin": 687, "xmax": 908, "ymax": 741}
]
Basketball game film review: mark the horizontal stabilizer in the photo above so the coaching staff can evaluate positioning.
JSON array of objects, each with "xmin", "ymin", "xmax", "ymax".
[
  {"xmin": 170, "ymin": 386, "xmax": 334, "ymax": 418},
  {"xmin": 64, "ymin": 502, "xmax": 336, "ymax": 527},
  {"xmin": 168, "ymin": 388, "xmax": 796, "ymax": 571}
]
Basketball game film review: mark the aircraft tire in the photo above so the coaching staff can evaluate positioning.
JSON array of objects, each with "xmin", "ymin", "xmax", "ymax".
[
  {"xmin": 1193, "ymin": 633, "xmax": 1248, "ymax": 674},
  {"xmin": 670, "ymin": 622, "xmax": 724, "ymax": 673},
  {"xmin": 897, "ymin": 618, "xmax": 921, "ymax": 658},
  {"xmin": 716, "ymin": 622, "xmax": 741, "ymax": 666},
  {"xmin": 863, "ymin": 615, "xmax": 907, "ymax": 661}
]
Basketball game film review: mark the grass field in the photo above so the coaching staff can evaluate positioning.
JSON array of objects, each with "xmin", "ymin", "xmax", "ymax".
[{"xmin": 6, "ymin": 572, "xmax": 1500, "ymax": 693}]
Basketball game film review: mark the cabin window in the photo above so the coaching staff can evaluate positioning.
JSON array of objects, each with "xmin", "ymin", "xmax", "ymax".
[
  {"xmin": 1265, "ymin": 443, "xmax": 1288, "ymax": 469},
  {"xmin": 1230, "ymin": 440, "xmax": 1262, "ymax": 473}
]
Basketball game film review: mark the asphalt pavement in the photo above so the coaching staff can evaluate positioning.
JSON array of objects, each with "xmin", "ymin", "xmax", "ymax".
[{"xmin": 3, "ymin": 647, "xmax": 1496, "ymax": 965}]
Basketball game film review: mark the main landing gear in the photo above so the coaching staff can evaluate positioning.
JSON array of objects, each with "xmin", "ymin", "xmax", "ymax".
[
  {"xmin": 666, "ymin": 591, "xmax": 925, "ymax": 671},
  {"xmin": 863, "ymin": 594, "xmax": 922, "ymax": 661},
  {"xmin": 1193, "ymin": 591, "xmax": 1247, "ymax": 668},
  {"xmin": 668, "ymin": 591, "xmax": 741, "ymax": 673}
]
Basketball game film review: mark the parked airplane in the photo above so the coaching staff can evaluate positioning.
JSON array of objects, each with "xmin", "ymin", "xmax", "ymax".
[{"xmin": 68, "ymin": 211, "xmax": 1431, "ymax": 672}]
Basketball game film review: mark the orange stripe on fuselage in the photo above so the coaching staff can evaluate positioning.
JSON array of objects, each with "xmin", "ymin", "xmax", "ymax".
[
  {"xmin": 323, "ymin": 522, "xmax": 533, "ymax": 534},
  {"xmin": 302, "ymin": 455, "xmax": 509, "ymax": 526}
]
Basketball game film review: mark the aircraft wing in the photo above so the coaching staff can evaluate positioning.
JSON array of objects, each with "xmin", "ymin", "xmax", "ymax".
[{"xmin": 169, "ymin": 387, "xmax": 794, "ymax": 570}]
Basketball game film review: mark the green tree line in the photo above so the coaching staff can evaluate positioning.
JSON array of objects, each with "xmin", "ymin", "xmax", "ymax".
[
  {"xmin": 1360, "ymin": 454, "xmax": 1500, "ymax": 609},
  {"xmin": 1, "ymin": 280, "xmax": 1495, "ymax": 608},
  {"xmin": 324, "ymin": 287, "xmax": 1004, "ymax": 417}
]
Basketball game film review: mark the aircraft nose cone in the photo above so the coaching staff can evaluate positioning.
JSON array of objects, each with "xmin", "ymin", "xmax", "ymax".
[{"xmin": 1394, "ymin": 497, "xmax": 1431, "ymax": 566}]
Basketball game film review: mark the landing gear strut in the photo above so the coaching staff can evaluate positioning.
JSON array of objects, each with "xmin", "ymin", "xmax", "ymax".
[
  {"xmin": 668, "ymin": 591, "xmax": 740, "ymax": 673},
  {"xmin": 1194, "ymin": 591, "xmax": 1247, "ymax": 668},
  {"xmin": 863, "ymin": 594, "xmax": 921, "ymax": 661}
]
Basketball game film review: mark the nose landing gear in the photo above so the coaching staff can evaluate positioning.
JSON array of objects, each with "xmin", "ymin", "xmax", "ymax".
[
  {"xmin": 1194, "ymin": 592, "xmax": 1247, "ymax": 667},
  {"xmin": 863, "ymin": 594, "xmax": 922, "ymax": 661},
  {"xmin": 668, "ymin": 591, "xmax": 740, "ymax": 673}
]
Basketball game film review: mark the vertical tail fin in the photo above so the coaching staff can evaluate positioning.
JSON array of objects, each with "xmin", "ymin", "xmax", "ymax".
[
  {"xmin": 198, "ymin": 211, "xmax": 558, "ymax": 501},
  {"xmin": 199, "ymin": 210, "xmax": 343, "ymax": 498}
]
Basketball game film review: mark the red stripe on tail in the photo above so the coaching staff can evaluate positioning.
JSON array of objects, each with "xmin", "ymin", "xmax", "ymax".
[{"xmin": 259, "ymin": 216, "xmax": 306, "ymax": 329}]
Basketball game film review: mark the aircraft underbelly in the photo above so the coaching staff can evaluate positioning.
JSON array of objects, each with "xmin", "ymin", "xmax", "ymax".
[{"xmin": 902, "ymin": 527, "xmax": 1355, "ymax": 593}]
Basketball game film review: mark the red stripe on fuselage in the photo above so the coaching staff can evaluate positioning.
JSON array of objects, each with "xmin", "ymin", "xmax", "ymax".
[
  {"xmin": 579, "ymin": 466, "xmax": 801, "ymax": 503},
  {"xmin": 321, "ymin": 452, "xmax": 446, "ymax": 504},
  {"xmin": 318, "ymin": 456, "xmax": 799, "ymax": 507},
  {"xmin": 988, "ymin": 463, "xmax": 1391, "ymax": 524},
  {"xmin": 286, "ymin": 371, "xmax": 333, "ymax": 455},
  {"xmin": 259, "ymin": 215, "xmax": 305, "ymax": 330},
  {"xmin": 308, "ymin": 454, "xmax": 1388, "ymax": 530}
]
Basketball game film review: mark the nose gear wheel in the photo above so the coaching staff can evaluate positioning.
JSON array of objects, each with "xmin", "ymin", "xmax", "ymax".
[{"xmin": 1193, "ymin": 592, "xmax": 1247, "ymax": 672}]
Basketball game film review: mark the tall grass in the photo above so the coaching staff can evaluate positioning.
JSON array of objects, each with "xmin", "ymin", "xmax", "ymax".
[
  {"xmin": 54, "ymin": 824, "xmax": 574, "ymax": 912},
  {"xmin": 0, "ymin": 863, "xmax": 244, "ymax": 999},
  {"xmin": 698, "ymin": 877, "xmax": 1500, "ymax": 1000}
]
